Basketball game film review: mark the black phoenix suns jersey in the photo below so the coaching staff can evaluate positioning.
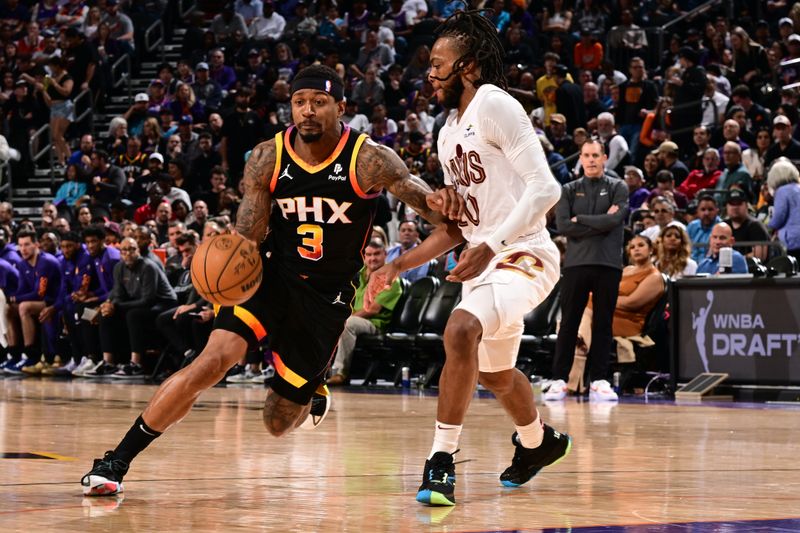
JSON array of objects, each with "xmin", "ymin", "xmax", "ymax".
[{"xmin": 266, "ymin": 123, "xmax": 379, "ymax": 285}]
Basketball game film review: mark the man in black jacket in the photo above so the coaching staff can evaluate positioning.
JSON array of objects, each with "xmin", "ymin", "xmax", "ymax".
[
  {"xmin": 554, "ymin": 64, "xmax": 586, "ymax": 133},
  {"xmin": 96, "ymin": 237, "xmax": 178, "ymax": 379},
  {"xmin": 550, "ymin": 140, "xmax": 629, "ymax": 402},
  {"xmin": 669, "ymin": 47, "xmax": 706, "ymax": 154}
]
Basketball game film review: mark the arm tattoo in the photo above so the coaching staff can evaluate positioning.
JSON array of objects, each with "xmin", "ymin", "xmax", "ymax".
[
  {"xmin": 356, "ymin": 142, "xmax": 447, "ymax": 225},
  {"xmin": 235, "ymin": 141, "xmax": 275, "ymax": 243}
]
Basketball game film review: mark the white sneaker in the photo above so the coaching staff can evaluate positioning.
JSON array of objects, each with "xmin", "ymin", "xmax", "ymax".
[
  {"xmin": 589, "ymin": 379, "xmax": 619, "ymax": 402},
  {"xmin": 544, "ymin": 379, "xmax": 568, "ymax": 401},
  {"xmin": 227, "ymin": 368, "xmax": 259, "ymax": 383},
  {"xmin": 249, "ymin": 365, "xmax": 275, "ymax": 383},
  {"xmin": 72, "ymin": 356, "xmax": 95, "ymax": 377}
]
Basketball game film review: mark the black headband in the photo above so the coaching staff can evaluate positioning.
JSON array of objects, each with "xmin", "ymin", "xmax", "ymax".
[{"xmin": 290, "ymin": 76, "xmax": 344, "ymax": 101}]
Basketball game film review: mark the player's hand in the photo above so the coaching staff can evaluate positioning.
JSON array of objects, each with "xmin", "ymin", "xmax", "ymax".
[
  {"xmin": 365, "ymin": 262, "xmax": 401, "ymax": 308},
  {"xmin": 607, "ymin": 205, "xmax": 619, "ymax": 214},
  {"xmin": 425, "ymin": 187, "xmax": 464, "ymax": 221},
  {"xmin": 38, "ymin": 306, "xmax": 55, "ymax": 323},
  {"xmin": 446, "ymin": 243, "xmax": 495, "ymax": 283},
  {"xmin": 173, "ymin": 304, "xmax": 194, "ymax": 319},
  {"xmin": 197, "ymin": 309, "xmax": 214, "ymax": 322}
]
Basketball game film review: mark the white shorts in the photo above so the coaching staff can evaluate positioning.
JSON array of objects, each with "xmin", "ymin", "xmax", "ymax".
[{"xmin": 455, "ymin": 232, "xmax": 560, "ymax": 373}]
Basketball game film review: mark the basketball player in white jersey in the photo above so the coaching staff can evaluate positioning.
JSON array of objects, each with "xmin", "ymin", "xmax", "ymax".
[{"xmin": 367, "ymin": 10, "xmax": 572, "ymax": 506}]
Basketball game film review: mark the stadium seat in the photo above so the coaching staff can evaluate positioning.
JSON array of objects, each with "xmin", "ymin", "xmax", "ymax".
[{"xmin": 517, "ymin": 280, "xmax": 561, "ymax": 378}]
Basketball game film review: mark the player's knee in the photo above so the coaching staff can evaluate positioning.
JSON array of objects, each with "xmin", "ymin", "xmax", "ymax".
[
  {"xmin": 479, "ymin": 370, "xmax": 514, "ymax": 396},
  {"xmin": 444, "ymin": 311, "xmax": 482, "ymax": 350}
]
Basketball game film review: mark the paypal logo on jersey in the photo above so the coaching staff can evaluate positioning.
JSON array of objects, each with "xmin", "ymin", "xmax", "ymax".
[{"xmin": 328, "ymin": 163, "xmax": 347, "ymax": 182}]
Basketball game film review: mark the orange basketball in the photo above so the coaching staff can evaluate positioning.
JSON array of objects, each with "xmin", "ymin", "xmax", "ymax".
[{"xmin": 191, "ymin": 234, "xmax": 263, "ymax": 307}]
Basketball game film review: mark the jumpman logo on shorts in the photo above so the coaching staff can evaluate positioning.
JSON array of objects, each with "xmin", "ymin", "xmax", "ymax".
[
  {"xmin": 332, "ymin": 292, "xmax": 346, "ymax": 305},
  {"xmin": 279, "ymin": 164, "xmax": 293, "ymax": 180}
]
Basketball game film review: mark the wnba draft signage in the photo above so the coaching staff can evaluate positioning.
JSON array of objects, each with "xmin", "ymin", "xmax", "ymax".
[{"xmin": 675, "ymin": 283, "xmax": 800, "ymax": 385}]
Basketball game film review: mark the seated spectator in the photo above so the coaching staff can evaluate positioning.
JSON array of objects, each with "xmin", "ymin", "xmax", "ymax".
[
  {"xmin": 724, "ymin": 189, "xmax": 770, "ymax": 261},
  {"xmin": 625, "ymin": 166, "xmax": 650, "ymax": 211},
  {"xmin": 654, "ymin": 225, "xmax": 698, "ymax": 280},
  {"xmin": 284, "ymin": 1, "xmax": 318, "ymax": 38},
  {"xmin": 104, "ymin": 0, "xmax": 133, "ymax": 53},
  {"xmin": 696, "ymin": 222, "xmax": 748, "ymax": 275},
  {"xmin": 211, "ymin": 5, "xmax": 247, "ymax": 42},
  {"xmin": 351, "ymin": 67, "xmax": 385, "ymax": 115},
  {"xmin": 153, "ymin": 202, "xmax": 171, "ymax": 245},
  {"xmin": 88, "ymin": 150, "xmax": 125, "ymax": 219},
  {"xmin": 717, "ymin": 142, "xmax": 753, "ymax": 203},
  {"xmin": 94, "ymin": 236, "xmax": 177, "ymax": 379},
  {"xmin": 352, "ymin": 31, "xmax": 394, "ymax": 78},
  {"xmin": 156, "ymin": 232, "xmax": 213, "ymax": 367},
  {"xmin": 4, "ymin": 230, "xmax": 61, "ymax": 375},
  {"xmin": 644, "ymin": 170, "xmax": 688, "ymax": 210},
  {"xmin": 688, "ymin": 125, "xmax": 712, "ymax": 170},
  {"xmin": 552, "ymin": 236, "xmax": 664, "ymax": 400},
  {"xmin": 742, "ymin": 127, "xmax": 771, "ymax": 185},
  {"xmin": 596, "ymin": 112, "xmax": 629, "ymax": 174},
  {"xmin": 767, "ymin": 158, "xmax": 800, "ymax": 260},
  {"xmin": 54, "ymin": 163, "xmax": 87, "ymax": 209},
  {"xmin": 764, "ymin": 115, "xmax": 800, "ymax": 169},
  {"xmin": 687, "ymin": 194, "xmax": 722, "ymax": 262},
  {"xmin": 574, "ymin": 29, "xmax": 603, "ymax": 72},
  {"xmin": 640, "ymin": 196, "xmax": 686, "ymax": 241},
  {"xmin": 678, "ymin": 148, "xmax": 722, "ymax": 200},
  {"xmin": 652, "ymin": 141, "xmax": 689, "ymax": 186},
  {"xmin": 387, "ymin": 220, "xmax": 430, "ymax": 283},
  {"xmin": 192, "ymin": 62, "xmax": 223, "ymax": 113},
  {"xmin": 582, "ymin": 82, "xmax": 608, "ymax": 122},
  {"xmin": 328, "ymin": 239, "xmax": 403, "ymax": 386},
  {"xmin": 273, "ymin": 42, "xmax": 298, "ymax": 81},
  {"xmin": 140, "ymin": 117, "xmax": 163, "ymax": 155},
  {"xmin": 67, "ymin": 134, "xmax": 94, "ymax": 169},
  {"xmin": 168, "ymin": 83, "xmax": 205, "ymax": 125},
  {"xmin": 171, "ymin": 200, "xmax": 189, "ymax": 225},
  {"xmin": 540, "ymin": 135, "xmax": 571, "ymax": 185},
  {"xmin": 134, "ymin": 182, "xmax": 166, "ymax": 225},
  {"xmin": 122, "ymin": 95, "xmax": 147, "ymax": 143},
  {"xmin": 342, "ymin": 97, "xmax": 370, "ymax": 132},
  {"xmin": 248, "ymin": 1, "xmax": 285, "ymax": 42},
  {"xmin": 117, "ymin": 137, "xmax": 148, "ymax": 185},
  {"xmin": 174, "ymin": 118, "xmax": 198, "ymax": 159},
  {"xmin": 199, "ymin": 166, "xmax": 227, "ymax": 214},
  {"xmin": 156, "ymin": 172, "xmax": 192, "ymax": 211},
  {"xmin": 208, "ymin": 48, "xmax": 236, "ymax": 91},
  {"xmin": 75, "ymin": 205, "xmax": 92, "ymax": 232},
  {"xmin": 546, "ymin": 113, "xmax": 577, "ymax": 158},
  {"xmin": 235, "ymin": 0, "xmax": 262, "ymax": 25},
  {"xmin": 717, "ymin": 118, "xmax": 749, "ymax": 158}
]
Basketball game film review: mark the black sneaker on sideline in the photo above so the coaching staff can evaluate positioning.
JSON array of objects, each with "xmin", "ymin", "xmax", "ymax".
[
  {"xmin": 500, "ymin": 424, "xmax": 572, "ymax": 487},
  {"xmin": 416, "ymin": 451, "xmax": 457, "ymax": 506},
  {"xmin": 111, "ymin": 363, "xmax": 144, "ymax": 380},
  {"xmin": 298, "ymin": 385, "xmax": 331, "ymax": 430},
  {"xmin": 81, "ymin": 451, "xmax": 129, "ymax": 496}
]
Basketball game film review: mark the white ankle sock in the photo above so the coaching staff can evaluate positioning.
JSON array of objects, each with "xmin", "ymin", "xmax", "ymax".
[
  {"xmin": 428, "ymin": 421, "xmax": 462, "ymax": 459},
  {"xmin": 515, "ymin": 418, "xmax": 544, "ymax": 449}
]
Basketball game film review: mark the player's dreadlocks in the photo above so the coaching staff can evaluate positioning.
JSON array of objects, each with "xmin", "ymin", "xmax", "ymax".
[{"xmin": 433, "ymin": 9, "xmax": 507, "ymax": 91}]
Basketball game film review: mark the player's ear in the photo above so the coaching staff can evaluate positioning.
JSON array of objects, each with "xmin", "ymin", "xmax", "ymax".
[{"xmin": 336, "ymin": 98, "xmax": 345, "ymax": 118}]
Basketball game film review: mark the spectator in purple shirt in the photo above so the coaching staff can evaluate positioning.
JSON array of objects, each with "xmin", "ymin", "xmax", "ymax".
[
  {"xmin": 2, "ymin": 230, "xmax": 61, "ymax": 374},
  {"xmin": 208, "ymin": 48, "xmax": 236, "ymax": 91},
  {"xmin": 624, "ymin": 166, "xmax": 650, "ymax": 210}
]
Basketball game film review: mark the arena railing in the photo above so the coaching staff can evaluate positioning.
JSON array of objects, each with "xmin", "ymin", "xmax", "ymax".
[
  {"xmin": 179, "ymin": 0, "xmax": 197, "ymax": 18},
  {"xmin": 112, "ymin": 53, "xmax": 132, "ymax": 102},
  {"xmin": 29, "ymin": 123, "xmax": 54, "ymax": 185},
  {"xmin": 0, "ymin": 161, "xmax": 11, "ymax": 200},
  {"xmin": 145, "ymin": 19, "xmax": 166, "ymax": 64},
  {"xmin": 656, "ymin": 0, "xmax": 731, "ymax": 61}
]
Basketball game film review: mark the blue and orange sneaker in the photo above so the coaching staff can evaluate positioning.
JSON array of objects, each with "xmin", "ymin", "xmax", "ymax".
[
  {"xmin": 81, "ymin": 451, "xmax": 129, "ymax": 496},
  {"xmin": 500, "ymin": 425, "xmax": 572, "ymax": 487},
  {"xmin": 416, "ymin": 451, "xmax": 456, "ymax": 506}
]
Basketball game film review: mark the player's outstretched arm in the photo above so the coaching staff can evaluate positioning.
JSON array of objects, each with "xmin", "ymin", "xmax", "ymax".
[{"xmin": 235, "ymin": 141, "xmax": 276, "ymax": 244}]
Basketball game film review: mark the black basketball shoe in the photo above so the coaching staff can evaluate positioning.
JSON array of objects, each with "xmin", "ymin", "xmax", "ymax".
[
  {"xmin": 81, "ymin": 451, "xmax": 129, "ymax": 496},
  {"xmin": 416, "ymin": 451, "xmax": 457, "ymax": 506},
  {"xmin": 500, "ymin": 425, "xmax": 572, "ymax": 487},
  {"xmin": 298, "ymin": 385, "xmax": 332, "ymax": 430}
]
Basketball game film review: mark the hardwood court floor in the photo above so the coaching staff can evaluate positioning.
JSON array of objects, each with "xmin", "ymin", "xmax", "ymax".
[{"xmin": 1, "ymin": 379, "xmax": 799, "ymax": 532}]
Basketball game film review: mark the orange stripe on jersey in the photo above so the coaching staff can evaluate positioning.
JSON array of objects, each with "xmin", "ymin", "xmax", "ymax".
[
  {"xmin": 283, "ymin": 124, "xmax": 351, "ymax": 174},
  {"xmin": 349, "ymin": 134, "xmax": 382, "ymax": 199},
  {"xmin": 233, "ymin": 305, "xmax": 267, "ymax": 341},
  {"xmin": 269, "ymin": 131, "xmax": 284, "ymax": 193},
  {"xmin": 273, "ymin": 351, "xmax": 307, "ymax": 388}
]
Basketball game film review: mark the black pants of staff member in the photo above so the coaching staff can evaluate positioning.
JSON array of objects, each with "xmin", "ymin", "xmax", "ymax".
[
  {"xmin": 99, "ymin": 303, "xmax": 173, "ymax": 360},
  {"xmin": 553, "ymin": 265, "xmax": 622, "ymax": 383},
  {"xmin": 155, "ymin": 307, "xmax": 213, "ymax": 357}
]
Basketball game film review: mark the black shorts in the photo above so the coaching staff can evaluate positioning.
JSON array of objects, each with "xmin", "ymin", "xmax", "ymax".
[{"xmin": 213, "ymin": 259, "xmax": 354, "ymax": 405}]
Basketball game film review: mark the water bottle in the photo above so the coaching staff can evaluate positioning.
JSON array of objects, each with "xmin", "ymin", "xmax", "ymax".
[
  {"xmin": 719, "ymin": 247, "xmax": 733, "ymax": 275},
  {"xmin": 530, "ymin": 375, "xmax": 543, "ymax": 405},
  {"xmin": 401, "ymin": 366, "xmax": 410, "ymax": 388}
]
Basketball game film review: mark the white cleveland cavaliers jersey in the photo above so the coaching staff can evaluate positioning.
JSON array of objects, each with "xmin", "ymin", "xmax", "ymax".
[{"xmin": 438, "ymin": 84, "xmax": 548, "ymax": 247}]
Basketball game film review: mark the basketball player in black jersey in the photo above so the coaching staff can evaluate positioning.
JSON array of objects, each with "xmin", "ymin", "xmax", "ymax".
[{"xmin": 80, "ymin": 65, "xmax": 465, "ymax": 496}]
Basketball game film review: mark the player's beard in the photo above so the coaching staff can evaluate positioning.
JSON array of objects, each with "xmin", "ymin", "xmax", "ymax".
[
  {"xmin": 440, "ymin": 75, "xmax": 464, "ymax": 109},
  {"xmin": 299, "ymin": 132, "xmax": 323, "ymax": 143}
]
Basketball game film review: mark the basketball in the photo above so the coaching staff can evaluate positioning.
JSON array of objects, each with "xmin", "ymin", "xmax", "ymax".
[{"xmin": 190, "ymin": 234, "xmax": 263, "ymax": 307}]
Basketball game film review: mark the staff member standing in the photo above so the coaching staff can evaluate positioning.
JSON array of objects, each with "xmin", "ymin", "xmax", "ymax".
[{"xmin": 550, "ymin": 140, "xmax": 629, "ymax": 401}]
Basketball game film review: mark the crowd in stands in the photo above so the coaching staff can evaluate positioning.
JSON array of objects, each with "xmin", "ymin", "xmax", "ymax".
[{"xmin": 0, "ymin": 0, "xmax": 798, "ymax": 389}]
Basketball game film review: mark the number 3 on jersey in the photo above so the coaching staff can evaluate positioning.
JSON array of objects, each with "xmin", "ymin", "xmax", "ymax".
[{"xmin": 297, "ymin": 224, "xmax": 323, "ymax": 260}]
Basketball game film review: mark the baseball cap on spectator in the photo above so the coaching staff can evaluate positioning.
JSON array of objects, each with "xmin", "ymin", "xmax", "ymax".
[
  {"xmin": 150, "ymin": 79, "xmax": 164, "ymax": 87},
  {"xmin": 195, "ymin": 62, "xmax": 209, "ymax": 71},
  {"xmin": 247, "ymin": 48, "xmax": 259, "ymax": 56},
  {"xmin": 104, "ymin": 221, "xmax": 121, "ymax": 238},
  {"xmin": 726, "ymin": 104, "xmax": 745, "ymax": 119},
  {"xmin": 774, "ymin": 115, "xmax": 792, "ymax": 127},
  {"xmin": 727, "ymin": 189, "xmax": 747, "ymax": 204},
  {"xmin": 652, "ymin": 141, "xmax": 679, "ymax": 156},
  {"xmin": 149, "ymin": 152, "xmax": 164, "ymax": 164},
  {"xmin": 780, "ymin": 17, "xmax": 794, "ymax": 27},
  {"xmin": 624, "ymin": 166, "xmax": 643, "ymax": 179},
  {"xmin": 179, "ymin": 115, "xmax": 193, "ymax": 125},
  {"xmin": 15, "ymin": 79, "xmax": 26, "ymax": 87},
  {"xmin": 554, "ymin": 64, "xmax": 569, "ymax": 77},
  {"xmin": 134, "ymin": 92, "xmax": 149, "ymax": 103},
  {"xmin": 678, "ymin": 46, "xmax": 699, "ymax": 64},
  {"xmin": 550, "ymin": 113, "xmax": 566, "ymax": 124},
  {"xmin": 42, "ymin": 28, "xmax": 55, "ymax": 38},
  {"xmin": 790, "ymin": 34, "xmax": 800, "ymax": 44}
]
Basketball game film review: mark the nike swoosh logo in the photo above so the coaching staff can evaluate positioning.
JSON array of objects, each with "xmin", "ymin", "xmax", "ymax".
[
  {"xmin": 436, "ymin": 425, "xmax": 456, "ymax": 430},
  {"xmin": 139, "ymin": 424, "xmax": 157, "ymax": 437}
]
